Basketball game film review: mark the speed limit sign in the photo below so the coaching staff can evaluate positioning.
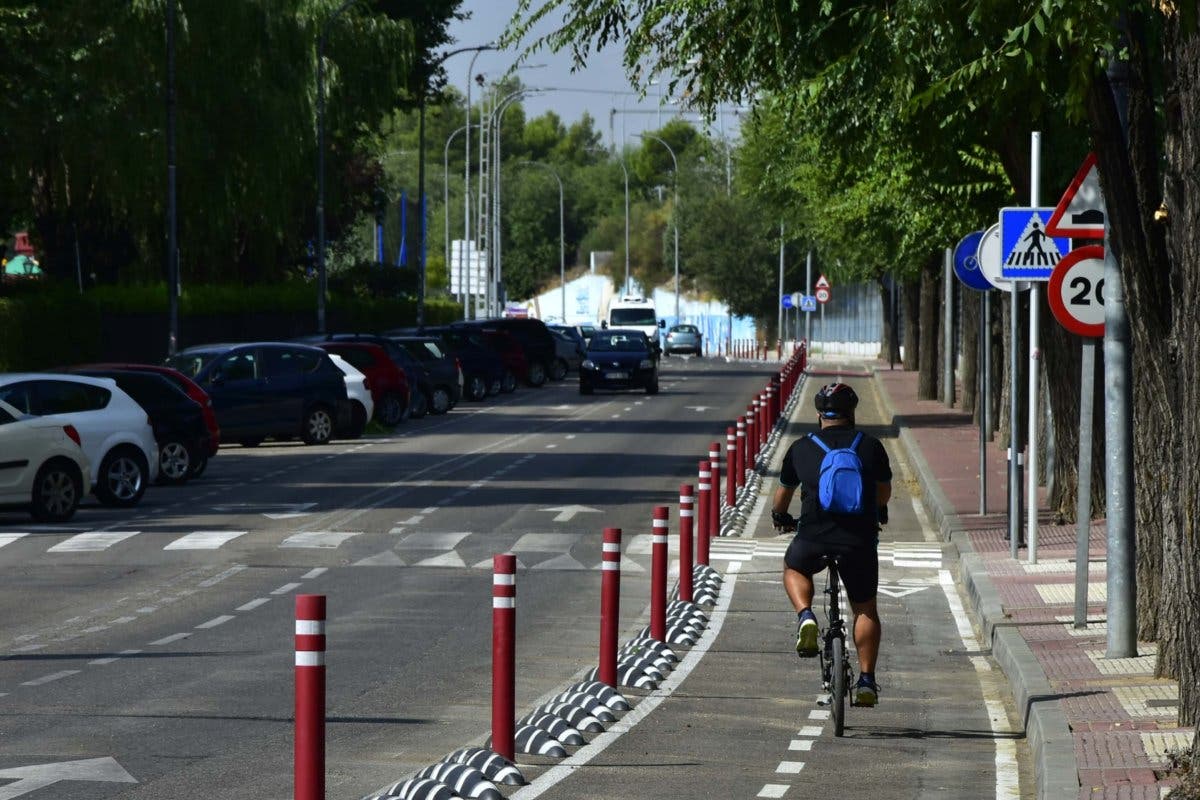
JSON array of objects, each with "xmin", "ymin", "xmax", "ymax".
[
  {"xmin": 815, "ymin": 287, "xmax": 831, "ymax": 304},
  {"xmin": 1048, "ymin": 244, "xmax": 1105, "ymax": 338}
]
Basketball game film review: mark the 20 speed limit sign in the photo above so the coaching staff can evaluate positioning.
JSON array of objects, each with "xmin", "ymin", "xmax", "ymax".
[
  {"xmin": 1048, "ymin": 244, "xmax": 1105, "ymax": 338},
  {"xmin": 815, "ymin": 287, "xmax": 831, "ymax": 304}
]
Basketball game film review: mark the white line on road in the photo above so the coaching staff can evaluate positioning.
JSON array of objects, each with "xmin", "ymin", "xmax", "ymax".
[
  {"xmin": 149, "ymin": 633, "xmax": 190, "ymax": 646},
  {"xmin": 20, "ymin": 670, "xmax": 80, "ymax": 686},
  {"xmin": 165, "ymin": 531, "xmax": 248, "ymax": 550},
  {"xmin": 421, "ymin": 507, "xmax": 438, "ymax": 514},
  {"xmin": 776, "ymin": 761, "xmax": 806, "ymax": 774},
  {"xmin": 271, "ymin": 583, "xmax": 301, "ymax": 595},
  {"xmin": 796, "ymin": 725, "xmax": 823, "ymax": 737},
  {"xmin": 89, "ymin": 656, "xmax": 121, "ymax": 666},
  {"xmin": 237, "ymin": 598, "xmax": 271, "ymax": 612},
  {"xmin": 196, "ymin": 615, "xmax": 234, "ymax": 629},
  {"xmin": 399, "ymin": 516, "xmax": 424, "ymax": 525},
  {"xmin": 48, "ymin": 531, "xmax": 139, "ymax": 552},
  {"xmin": 198, "ymin": 565, "xmax": 248, "ymax": 588},
  {"xmin": 301, "ymin": 568, "xmax": 328, "ymax": 580},
  {"xmin": 758, "ymin": 785, "xmax": 789, "ymax": 798},
  {"xmin": 13, "ymin": 644, "xmax": 45, "ymax": 653},
  {"xmin": 788, "ymin": 739, "xmax": 814, "ymax": 751},
  {"xmin": 109, "ymin": 616, "xmax": 136, "ymax": 625},
  {"xmin": 808, "ymin": 709, "xmax": 830, "ymax": 720}
]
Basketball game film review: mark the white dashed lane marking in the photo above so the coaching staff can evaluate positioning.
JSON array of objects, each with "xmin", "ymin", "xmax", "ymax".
[
  {"xmin": 21, "ymin": 670, "xmax": 80, "ymax": 686},
  {"xmin": 149, "ymin": 633, "xmax": 190, "ymax": 646}
]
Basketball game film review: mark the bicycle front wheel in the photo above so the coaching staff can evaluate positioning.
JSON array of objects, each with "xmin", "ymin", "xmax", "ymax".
[{"xmin": 831, "ymin": 637, "xmax": 847, "ymax": 736}]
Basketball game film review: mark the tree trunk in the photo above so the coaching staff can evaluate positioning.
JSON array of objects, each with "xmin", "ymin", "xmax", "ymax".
[
  {"xmin": 878, "ymin": 278, "xmax": 901, "ymax": 365},
  {"xmin": 902, "ymin": 280, "xmax": 920, "ymax": 371},
  {"xmin": 917, "ymin": 256, "xmax": 940, "ymax": 400},
  {"xmin": 961, "ymin": 288, "xmax": 979, "ymax": 419}
]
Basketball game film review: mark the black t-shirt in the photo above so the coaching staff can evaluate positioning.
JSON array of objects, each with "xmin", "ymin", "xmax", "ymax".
[{"xmin": 779, "ymin": 425, "xmax": 892, "ymax": 544}]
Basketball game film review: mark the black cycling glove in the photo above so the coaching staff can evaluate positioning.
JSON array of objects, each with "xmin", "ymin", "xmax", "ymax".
[
  {"xmin": 879, "ymin": 504, "xmax": 889, "ymax": 525},
  {"xmin": 771, "ymin": 510, "xmax": 796, "ymax": 530}
]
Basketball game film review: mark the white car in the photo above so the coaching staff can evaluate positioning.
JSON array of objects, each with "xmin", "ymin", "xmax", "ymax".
[
  {"xmin": 0, "ymin": 398, "xmax": 91, "ymax": 522},
  {"xmin": 0, "ymin": 374, "xmax": 159, "ymax": 507},
  {"xmin": 327, "ymin": 354, "xmax": 373, "ymax": 439}
]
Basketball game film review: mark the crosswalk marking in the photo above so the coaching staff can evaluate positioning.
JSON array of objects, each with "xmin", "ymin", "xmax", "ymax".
[
  {"xmin": 511, "ymin": 533, "xmax": 582, "ymax": 552},
  {"xmin": 709, "ymin": 538, "xmax": 943, "ymax": 569},
  {"xmin": 48, "ymin": 531, "xmax": 139, "ymax": 552},
  {"xmin": 0, "ymin": 532, "xmax": 29, "ymax": 549},
  {"xmin": 413, "ymin": 551, "xmax": 467, "ymax": 568},
  {"xmin": 279, "ymin": 531, "xmax": 361, "ymax": 549},
  {"xmin": 165, "ymin": 531, "xmax": 248, "ymax": 550}
]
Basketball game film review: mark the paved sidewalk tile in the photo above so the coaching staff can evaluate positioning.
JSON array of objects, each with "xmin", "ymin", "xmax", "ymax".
[{"xmin": 870, "ymin": 363, "xmax": 1191, "ymax": 800}]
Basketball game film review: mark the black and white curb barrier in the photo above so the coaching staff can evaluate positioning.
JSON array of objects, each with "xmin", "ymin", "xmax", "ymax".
[
  {"xmin": 568, "ymin": 679, "xmax": 630, "ymax": 711},
  {"xmin": 517, "ymin": 712, "xmax": 585, "ymax": 746},
  {"xmin": 414, "ymin": 762, "xmax": 502, "ymax": 800},
  {"xmin": 626, "ymin": 634, "xmax": 680, "ymax": 664},
  {"xmin": 512, "ymin": 723, "xmax": 568, "ymax": 758},
  {"xmin": 370, "ymin": 777, "xmax": 459, "ymax": 800},
  {"xmin": 549, "ymin": 690, "xmax": 618, "ymax": 723},
  {"xmin": 442, "ymin": 747, "xmax": 525, "ymax": 786},
  {"xmin": 528, "ymin": 701, "xmax": 605, "ymax": 733}
]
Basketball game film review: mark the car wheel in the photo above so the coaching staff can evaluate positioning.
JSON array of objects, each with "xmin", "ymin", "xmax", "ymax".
[
  {"xmin": 189, "ymin": 455, "xmax": 208, "ymax": 478},
  {"xmin": 467, "ymin": 375, "xmax": 487, "ymax": 401},
  {"xmin": 409, "ymin": 390, "xmax": 429, "ymax": 419},
  {"xmin": 95, "ymin": 446, "xmax": 149, "ymax": 507},
  {"xmin": 500, "ymin": 371, "xmax": 517, "ymax": 394},
  {"xmin": 646, "ymin": 379, "xmax": 660, "ymax": 395},
  {"xmin": 550, "ymin": 358, "xmax": 569, "ymax": 381},
  {"xmin": 343, "ymin": 402, "xmax": 367, "ymax": 440},
  {"xmin": 430, "ymin": 386, "xmax": 452, "ymax": 415},
  {"xmin": 239, "ymin": 438, "xmax": 263, "ymax": 448},
  {"xmin": 30, "ymin": 459, "xmax": 82, "ymax": 523},
  {"xmin": 157, "ymin": 439, "xmax": 193, "ymax": 485},
  {"xmin": 488, "ymin": 378, "xmax": 502, "ymax": 396},
  {"xmin": 377, "ymin": 392, "xmax": 406, "ymax": 427},
  {"xmin": 526, "ymin": 361, "xmax": 547, "ymax": 387},
  {"xmin": 579, "ymin": 383, "xmax": 594, "ymax": 395},
  {"xmin": 301, "ymin": 405, "xmax": 334, "ymax": 445}
]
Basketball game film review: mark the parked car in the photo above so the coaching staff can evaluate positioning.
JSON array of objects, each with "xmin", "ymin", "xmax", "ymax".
[
  {"xmin": 0, "ymin": 373, "xmax": 158, "ymax": 506},
  {"xmin": 67, "ymin": 368, "xmax": 210, "ymax": 486},
  {"xmin": 579, "ymin": 330, "xmax": 660, "ymax": 395},
  {"xmin": 663, "ymin": 323, "xmax": 703, "ymax": 356},
  {"xmin": 327, "ymin": 354, "xmax": 373, "ymax": 438},
  {"xmin": 453, "ymin": 317, "xmax": 556, "ymax": 387},
  {"xmin": 72, "ymin": 363, "xmax": 220, "ymax": 474},
  {"xmin": 386, "ymin": 336, "xmax": 461, "ymax": 414},
  {"xmin": 166, "ymin": 343, "xmax": 348, "ymax": 447},
  {"xmin": 0, "ymin": 398, "xmax": 90, "ymax": 522},
  {"xmin": 390, "ymin": 326, "xmax": 505, "ymax": 401},
  {"xmin": 314, "ymin": 341, "xmax": 410, "ymax": 427},
  {"xmin": 547, "ymin": 327, "xmax": 586, "ymax": 377},
  {"xmin": 311, "ymin": 334, "xmax": 431, "ymax": 419}
]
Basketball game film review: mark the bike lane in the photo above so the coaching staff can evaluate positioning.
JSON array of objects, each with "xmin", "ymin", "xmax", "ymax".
[{"xmin": 507, "ymin": 364, "xmax": 1031, "ymax": 800}]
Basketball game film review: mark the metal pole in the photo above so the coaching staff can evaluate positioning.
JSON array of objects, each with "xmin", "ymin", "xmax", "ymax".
[
  {"xmin": 1074, "ymin": 338, "xmax": 1096, "ymax": 628},
  {"xmin": 316, "ymin": 32, "xmax": 327, "ymax": 334},
  {"xmin": 464, "ymin": 48, "xmax": 489, "ymax": 320},
  {"xmin": 637, "ymin": 134, "xmax": 678, "ymax": 316},
  {"xmin": 444, "ymin": 125, "xmax": 467, "ymax": 302},
  {"xmin": 622, "ymin": 159, "xmax": 630, "ymax": 295},
  {"xmin": 943, "ymin": 248, "xmax": 953, "ymax": 406},
  {"xmin": 1009, "ymin": 282, "xmax": 1022, "ymax": 556},
  {"xmin": 166, "ymin": 0, "xmax": 178, "ymax": 355},
  {"xmin": 777, "ymin": 223, "xmax": 785, "ymax": 350},
  {"xmin": 979, "ymin": 297, "xmax": 987, "ymax": 516},
  {"xmin": 984, "ymin": 291, "xmax": 992, "ymax": 439},
  {"xmin": 1104, "ymin": 37, "xmax": 1137, "ymax": 660},
  {"xmin": 805, "ymin": 250, "xmax": 813, "ymax": 345},
  {"xmin": 1027, "ymin": 131, "xmax": 1041, "ymax": 564}
]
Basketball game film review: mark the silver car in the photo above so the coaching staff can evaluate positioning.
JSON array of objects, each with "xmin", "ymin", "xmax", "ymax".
[
  {"xmin": 549, "ymin": 328, "xmax": 586, "ymax": 379},
  {"xmin": 663, "ymin": 324, "xmax": 703, "ymax": 356}
]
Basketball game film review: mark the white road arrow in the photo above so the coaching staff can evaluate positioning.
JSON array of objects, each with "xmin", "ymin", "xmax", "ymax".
[
  {"xmin": 684, "ymin": 406, "xmax": 713, "ymax": 413},
  {"xmin": 540, "ymin": 505, "xmax": 602, "ymax": 523},
  {"xmin": 211, "ymin": 502, "xmax": 316, "ymax": 520},
  {"xmin": 0, "ymin": 757, "xmax": 136, "ymax": 799},
  {"xmin": 876, "ymin": 584, "xmax": 930, "ymax": 599}
]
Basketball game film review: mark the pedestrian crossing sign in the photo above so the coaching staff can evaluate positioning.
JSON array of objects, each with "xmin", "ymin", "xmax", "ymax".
[{"xmin": 999, "ymin": 207, "xmax": 1069, "ymax": 281}]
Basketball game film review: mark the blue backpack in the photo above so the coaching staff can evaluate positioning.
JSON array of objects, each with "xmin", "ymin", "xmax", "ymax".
[{"xmin": 809, "ymin": 432, "xmax": 866, "ymax": 515}]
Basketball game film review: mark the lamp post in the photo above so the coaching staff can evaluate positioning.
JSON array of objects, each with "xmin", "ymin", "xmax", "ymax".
[
  {"xmin": 489, "ymin": 86, "xmax": 539, "ymax": 317},
  {"xmin": 638, "ymin": 133, "xmax": 679, "ymax": 320},
  {"xmin": 592, "ymin": 142, "xmax": 631, "ymax": 297},
  {"xmin": 165, "ymin": 0, "xmax": 178, "ymax": 355},
  {"xmin": 315, "ymin": 0, "xmax": 361, "ymax": 335},
  {"xmin": 443, "ymin": 124, "xmax": 472, "ymax": 303},
  {"xmin": 463, "ymin": 46, "xmax": 496, "ymax": 320},
  {"xmin": 518, "ymin": 161, "xmax": 565, "ymax": 322}
]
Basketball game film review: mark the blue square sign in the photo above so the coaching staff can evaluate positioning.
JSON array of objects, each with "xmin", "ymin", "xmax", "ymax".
[
  {"xmin": 999, "ymin": 207, "xmax": 1070, "ymax": 281},
  {"xmin": 799, "ymin": 295, "xmax": 817, "ymax": 312}
]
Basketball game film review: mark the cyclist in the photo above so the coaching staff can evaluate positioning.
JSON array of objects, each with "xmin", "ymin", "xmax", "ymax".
[{"xmin": 771, "ymin": 382, "xmax": 892, "ymax": 706}]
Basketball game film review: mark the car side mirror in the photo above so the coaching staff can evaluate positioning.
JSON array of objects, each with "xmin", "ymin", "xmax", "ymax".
[
  {"xmin": 658, "ymin": 319, "xmax": 666, "ymax": 328},
  {"xmin": 600, "ymin": 321, "xmax": 608, "ymax": 329}
]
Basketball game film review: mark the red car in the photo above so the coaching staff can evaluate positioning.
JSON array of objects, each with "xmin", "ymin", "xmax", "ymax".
[
  {"xmin": 71, "ymin": 362, "xmax": 220, "ymax": 475},
  {"xmin": 477, "ymin": 329, "xmax": 526, "ymax": 393},
  {"xmin": 316, "ymin": 342, "xmax": 410, "ymax": 427}
]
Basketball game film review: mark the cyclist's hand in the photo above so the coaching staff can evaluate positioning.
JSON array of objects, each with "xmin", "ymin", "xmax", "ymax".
[
  {"xmin": 878, "ymin": 504, "xmax": 889, "ymax": 525},
  {"xmin": 771, "ymin": 510, "xmax": 796, "ymax": 532}
]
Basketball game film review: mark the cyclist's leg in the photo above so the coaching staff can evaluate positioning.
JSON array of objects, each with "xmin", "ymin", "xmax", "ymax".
[
  {"xmin": 842, "ymin": 545, "xmax": 881, "ymax": 673},
  {"xmin": 783, "ymin": 537, "xmax": 824, "ymax": 656}
]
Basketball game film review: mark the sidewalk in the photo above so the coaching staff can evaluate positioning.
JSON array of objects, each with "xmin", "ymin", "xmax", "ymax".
[{"xmin": 873, "ymin": 364, "xmax": 1193, "ymax": 800}]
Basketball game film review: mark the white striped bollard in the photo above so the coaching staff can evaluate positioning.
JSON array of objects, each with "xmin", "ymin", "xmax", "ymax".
[
  {"xmin": 651, "ymin": 507, "xmax": 669, "ymax": 641},
  {"xmin": 295, "ymin": 594, "xmax": 325, "ymax": 800},
  {"xmin": 697, "ymin": 460, "xmax": 711, "ymax": 566},
  {"xmin": 678, "ymin": 485, "xmax": 694, "ymax": 603},
  {"xmin": 599, "ymin": 527, "xmax": 621, "ymax": 687},
  {"xmin": 736, "ymin": 417, "xmax": 747, "ymax": 489},
  {"xmin": 725, "ymin": 428, "xmax": 737, "ymax": 508},
  {"xmin": 709, "ymin": 443, "xmax": 722, "ymax": 534},
  {"xmin": 492, "ymin": 554, "xmax": 516, "ymax": 761}
]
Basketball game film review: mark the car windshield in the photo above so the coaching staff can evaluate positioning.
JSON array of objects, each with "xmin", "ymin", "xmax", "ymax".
[
  {"xmin": 166, "ymin": 351, "xmax": 221, "ymax": 378},
  {"xmin": 671, "ymin": 325, "xmax": 698, "ymax": 334},
  {"xmin": 610, "ymin": 307, "xmax": 657, "ymax": 326},
  {"xmin": 589, "ymin": 334, "xmax": 647, "ymax": 353}
]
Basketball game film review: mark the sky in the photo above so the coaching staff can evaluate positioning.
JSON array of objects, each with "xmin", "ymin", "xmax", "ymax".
[{"xmin": 442, "ymin": 0, "xmax": 742, "ymax": 148}]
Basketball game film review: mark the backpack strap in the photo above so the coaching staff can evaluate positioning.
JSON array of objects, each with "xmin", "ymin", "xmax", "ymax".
[
  {"xmin": 850, "ymin": 432, "xmax": 864, "ymax": 451},
  {"xmin": 808, "ymin": 432, "xmax": 831, "ymax": 453}
]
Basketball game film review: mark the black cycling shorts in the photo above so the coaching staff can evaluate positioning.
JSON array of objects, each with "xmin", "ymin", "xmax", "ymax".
[{"xmin": 783, "ymin": 535, "xmax": 879, "ymax": 604}]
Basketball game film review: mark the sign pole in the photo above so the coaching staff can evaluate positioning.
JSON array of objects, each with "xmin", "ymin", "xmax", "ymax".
[
  {"xmin": 805, "ymin": 250, "xmax": 812, "ymax": 346},
  {"xmin": 984, "ymin": 292, "xmax": 992, "ymax": 440},
  {"xmin": 1027, "ymin": 131, "xmax": 1041, "ymax": 564},
  {"xmin": 1008, "ymin": 278, "xmax": 1022, "ymax": 556},
  {"xmin": 943, "ymin": 248, "xmax": 954, "ymax": 407},
  {"xmin": 1074, "ymin": 339, "xmax": 1096, "ymax": 628},
  {"xmin": 979, "ymin": 298, "xmax": 987, "ymax": 516}
]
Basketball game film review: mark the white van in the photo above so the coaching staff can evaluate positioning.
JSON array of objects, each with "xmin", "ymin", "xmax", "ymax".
[{"xmin": 602, "ymin": 297, "xmax": 665, "ymax": 352}]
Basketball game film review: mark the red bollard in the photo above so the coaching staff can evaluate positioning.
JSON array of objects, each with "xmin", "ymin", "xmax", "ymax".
[
  {"xmin": 709, "ymin": 455, "xmax": 721, "ymax": 541},
  {"xmin": 708, "ymin": 441, "xmax": 721, "ymax": 505},
  {"xmin": 736, "ymin": 416, "xmax": 747, "ymax": 488},
  {"xmin": 697, "ymin": 460, "xmax": 711, "ymax": 566},
  {"xmin": 747, "ymin": 402, "xmax": 757, "ymax": 461},
  {"xmin": 678, "ymin": 485, "xmax": 694, "ymax": 603},
  {"xmin": 725, "ymin": 427, "xmax": 737, "ymax": 507},
  {"xmin": 599, "ymin": 528, "xmax": 621, "ymax": 687},
  {"xmin": 768, "ymin": 381, "xmax": 778, "ymax": 429},
  {"xmin": 295, "ymin": 594, "xmax": 326, "ymax": 800},
  {"xmin": 759, "ymin": 392, "xmax": 770, "ymax": 449},
  {"xmin": 492, "ymin": 554, "xmax": 517, "ymax": 761},
  {"xmin": 651, "ymin": 507, "xmax": 669, "ymax": 641}
]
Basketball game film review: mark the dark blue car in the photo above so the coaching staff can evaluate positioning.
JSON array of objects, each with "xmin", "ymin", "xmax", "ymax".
[
  {"xmin": 398, "ymin": 326, "xmax": 506, "ymax": 401},
  {"xmin": 166, "ymin": 343, "xmax": 348, "ymax": 447},
  {"xmin": 579, "ymin": 330, "xmax": 660, "ymax": 395}
]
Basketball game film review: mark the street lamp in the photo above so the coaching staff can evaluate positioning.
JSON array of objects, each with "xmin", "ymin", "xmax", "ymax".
[
  {"xmin": 443, "ymin": 124, "xmax": 474, "ymax": 303},
  {"xmin": 315, "ymin": 0, "xmax": 361, "ymax": 335},
  {"xmin": 165, "ymin": 0, "xmax": 178, "ymax": 355},
  {"xmin": 637, "ymin": 133, "xmax": 680, "ymax": 320},
  {"xmin": 489, "ymin": 85, "xmax": 542, "ymax": 316},
  {"xmin": 463, "ymin": 46, "xmax": 497, "ymax": 320},
  {"xmin": 518, "ymin": 161, "xmax": 565, "ymax": 323}
]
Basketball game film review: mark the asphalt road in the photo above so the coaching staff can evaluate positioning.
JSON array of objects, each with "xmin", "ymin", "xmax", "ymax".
[{"xmin": 0, "ymin": 355, "xmax": 784, "ymax": 799}]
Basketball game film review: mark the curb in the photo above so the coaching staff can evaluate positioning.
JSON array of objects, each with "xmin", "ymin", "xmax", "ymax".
[{"xmin": 871, "ymin": 367, "xmax": 1080, "ymax": 800}]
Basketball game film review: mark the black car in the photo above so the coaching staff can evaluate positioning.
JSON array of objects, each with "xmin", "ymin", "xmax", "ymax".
[
  {"xmin": 579, "ymin": 330, "xmax": 660, "ymax": 395},
  {"xmin": 167, "ymin": 343, "xmax": 348, "ymax": 447},
  {"xmin": 394, "ymin": 326, "xmax": 506, "ymax": 401},
  {"xmin": 386, "ymin": 336, "xmax": 461, "ymax": 414},
  {"xmin": 452, "ymin": 317, "xmax": 556, "ymax": 387},
  {"xmin": 70, "ymin": 368, "xmax": 210, "ymax": 485}
]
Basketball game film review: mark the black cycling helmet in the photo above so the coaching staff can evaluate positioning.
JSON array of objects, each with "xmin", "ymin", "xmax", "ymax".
[{"xmin": 814, "ymin": 383, "xmax": 859, "ymax": 419}]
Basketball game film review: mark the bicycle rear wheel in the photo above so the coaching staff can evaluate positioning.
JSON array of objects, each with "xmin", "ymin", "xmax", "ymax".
[{"xmin": 831, "ymin": 636, "xmax": 847, "ymax": 736}]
